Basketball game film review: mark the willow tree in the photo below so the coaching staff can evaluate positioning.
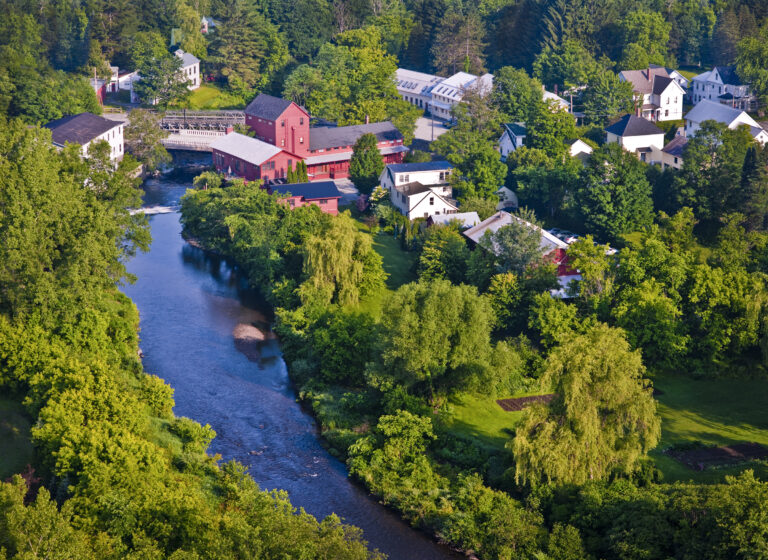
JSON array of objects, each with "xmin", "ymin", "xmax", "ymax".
[
  {"xmin": 513, "ymin": 323, "xmax": 660, "ymax": 486},
  {"xmin": 299, "ymin": 213, "xmax": 385, "ymax": 306}
]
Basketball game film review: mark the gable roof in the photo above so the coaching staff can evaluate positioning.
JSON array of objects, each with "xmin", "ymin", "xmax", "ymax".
[
  {"xmin": 210, "ymin": 132, "xmax": 283, "ymax": 166},
  {"xmin": 174, "ymin": 49, "xmax": 200, "ymax": 68},
  {"xmin": 395, "ymin": 68, "xmax": 445, "ymax": 96},
  {"xmin": 244, "ymin": 93, "xmax": 299, "ymax": 120},
  {"xmin": 504, "ymin": 122, "xmax": 527, "ymax": 137},
  {"xmin": 309, "ymin": 121, "xmax": 402, "ymax": 151},
  {"xmin": 652, "ymin": 75, "xmax": 677, "ymax": 95},
  {"xmin": 44, "ymin": 112, "xmax": 121, "ymax": 146},
  {"xmin": 662, "ymin": 135, "xmax": 688, "ymax": 157},
  {"xmin": 684, "ymin": 99, "xmax": 756, "ymax": 127},
  {"xmin": 428, "ymin": 212, "xmax": 481, "ymax": 228},
  {"xmin": 395, "ymin": 181, "xmax": 449, "ymax": 197},
  {"xmin": 385, "ymin": 161, "xmax": 452, "ymax": 174},
  {"xmin": 715, "ymin": 66, "xmax": 744, "ymax": 86},
  {"xmin": 605, "ymin": 114, "xmax": 664, "ymax": 137},
  {"xmin": 463, "ymin": 211, "xmax": 567, "ymax": 253},
  {"xmin": 270, "ymin": 181, "xmax": 341, "ymax": 200},
  {"xmin": 619, "ymin": 67, "xmax": 670, "ymax": 94}
]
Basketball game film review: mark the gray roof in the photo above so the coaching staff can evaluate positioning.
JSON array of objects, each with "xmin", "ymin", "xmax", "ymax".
[
  {"xmin": 386, "ymin": 161, "xmax": 452, "ymax": 174},
  {"xmin": 715, "ymin": 66, "xmax": 744, "ymax": 86},
  {"xmin": 504, "ymin": 122, "xmax": 527, "ymax": 136},
  {"xmin": 605, "ymin": 114, "xmax": 664, "ymax": 137},
  {"xmin": 210, "ymin": 132, "xmax": 282, "ymax": 166},
  {"xmin": 44, "ymin": 112, "xmax": 121, "ymax": 146},
  {"xmin": 662, "ymin": 135, "xmax": 688, "ymax": 157},
  {"xmin": 620, "ymin": 67, "xmax": 670, "ymax": 95},
  {"xmin": 428, "ymin": 211, "xmax": 481, "ymax": 228},
  {"xmin": 270, "ymin": 181, "xmax": 341, "ymax": 200},
  {"xmin": 244, "ymin": 93, "xmax": 299, "ymax": 120},
  {"xmin": 395, "ymin": 181, "xmax": 448, "ymax": 197},
  {"xmin": 652, "ymin": 75, "xmax": 675, "ymax": 95},
  {"xmin": 309, "ymin": 121, "xmax": 402, "ymax": 151},
  {"xmin": 685, "ymin": 99, "xmax": 747, "ymax": 125},
  {"xmin": 174, "ymin": 49, "xmax": 200, "ymax": 68}
]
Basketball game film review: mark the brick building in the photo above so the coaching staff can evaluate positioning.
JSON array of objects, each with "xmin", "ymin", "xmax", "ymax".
[{"xmin": 213, "ymin": 93, "xmax": 408, "ymax": 182}]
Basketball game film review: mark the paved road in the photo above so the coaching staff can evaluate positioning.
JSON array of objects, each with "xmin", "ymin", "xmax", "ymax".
[{"xmin": 414, "ymin": 116, "xmax": 449, "ymax": 143}]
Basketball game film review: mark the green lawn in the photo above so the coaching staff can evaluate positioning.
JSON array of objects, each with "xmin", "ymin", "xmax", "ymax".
[
  {"xmin": 441, "ymin": 393, "xmax": 523, "ymax": 450},
  {"xmin": 179, "ymin": 85, "xmax": 245, "ymax": 110},
  {"xmin": 0, "ymin": 397, "xmax": 34, "ymax": 479},
  {"xmin": 652, "ymin": 374, "xmax": 768, "ymax": 482},
  {"xmin": 372, "ymin": 232, "xmax": 417, "ymax": 289}
]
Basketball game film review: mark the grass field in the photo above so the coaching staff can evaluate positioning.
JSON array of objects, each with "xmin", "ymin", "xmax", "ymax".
[
  {"xmin": 652, "ymin": 374, "xmax": 768, "ymax": 482},
  {"xmin": 180, "ymin": 85, "xmax": 245, "ymax": 110},
  {"xmin": 441, "ymin": 393, "xmax": 524, "ymax": 450},
  {"xmin": 0, "ymin": 397, "xmax": 34, "ymax": 479}
]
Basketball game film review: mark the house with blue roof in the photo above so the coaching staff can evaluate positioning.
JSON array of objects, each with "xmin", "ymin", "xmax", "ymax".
[
  {"xmin": 379, "ymin": 160, "xmax": 453, "ymax": 191},
  {"xmin": 269, "ymin": 181, "xmax": 342, "ymax": 215}
]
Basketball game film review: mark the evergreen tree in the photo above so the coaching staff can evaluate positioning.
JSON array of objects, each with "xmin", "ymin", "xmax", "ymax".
[
  {"xmin": 349, "ymin": 133, "xmax": 384, "ymax": 194},
  {"xmin": 208, "ymin": 0, "xmax": 290, "ymax": 98},
  {"xmin": 739, "ymin": 145, "xmax": 768, "ymax": 231}
]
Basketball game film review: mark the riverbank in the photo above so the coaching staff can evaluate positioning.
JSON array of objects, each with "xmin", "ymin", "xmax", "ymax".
[{"xmin": 127, "ymin": 166, "xmax": 460, "ymax": 559}]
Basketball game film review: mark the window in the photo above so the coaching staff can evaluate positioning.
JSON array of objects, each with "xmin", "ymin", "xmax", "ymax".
[
  {"xmin": 281, "ymin": 139, "xmax": 285, "ymax": 146},
  {"xmin": 665, "ymin": 110, "xmax": 669, "ymax": 117},
  {"xmin": 300, "ymin": 117, "xmax": 304, "ymax": 125},
  {"xmin": 674, "ymin": 157, "xmax": 678, "ymax": 164},
  {"xmin": 281, "ymin": 120, "xmax": 285, "ymax": 127},
  {"xmin": 319, "ymin": 199, "xmax": 327, "ymax": 204},
  {"xmin": 300, "ymin": 137, "xmax": 304, "ymax": 144},
  {"xmin": 429, "ymin": 197, "xmax": 434, "ymax": 205},
  {"xmin": 666, "ymin": 97, "xmax": 670, "ymax": 104}
]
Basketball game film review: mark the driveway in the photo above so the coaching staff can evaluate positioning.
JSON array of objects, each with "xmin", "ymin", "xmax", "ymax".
[
  {"xmin": 333, "ymin": 178, "xmax": 360, "ymax": 204},
  {"xmin": 414, "ymin": 116, "xmax": 449, "ymax": 143}
]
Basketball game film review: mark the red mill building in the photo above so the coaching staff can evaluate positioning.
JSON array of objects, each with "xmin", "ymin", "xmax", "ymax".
[{"xmin": 211, "ymin": 93, "xmax": 408, "ymax": 182}]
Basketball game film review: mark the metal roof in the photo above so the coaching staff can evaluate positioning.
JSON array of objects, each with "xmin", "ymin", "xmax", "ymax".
[
  {"xmin": 44, "ymin": 112, "xmax": 121, "ymax": 146},
  {"xmin": 270, "ymin": 181, "xmax": 341, "ymax": 200},
  {"xmin": 385, "ymin": 161, "xmax": 453, "ymax": 174},
  {"xmin": 309, "ymin": 121, "xmax": 402, "ymax": 151},
  {"xmin": 209, "ymin": 132, "xmax": 282, "ymax": 166}
]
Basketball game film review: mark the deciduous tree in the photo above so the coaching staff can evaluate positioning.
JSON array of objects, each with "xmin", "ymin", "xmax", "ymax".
[
  {"xmin": 349, "ymin": 133, "xmax": 384, "ymax": 195},
  {"xmin": 513, "ymin": 323, "xmax": 661, "ymax": 486}
]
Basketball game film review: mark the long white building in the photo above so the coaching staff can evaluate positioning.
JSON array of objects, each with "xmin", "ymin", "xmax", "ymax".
[{"xmin": 395, "ymin": 68, "xmax": 494, "ymax": 120}]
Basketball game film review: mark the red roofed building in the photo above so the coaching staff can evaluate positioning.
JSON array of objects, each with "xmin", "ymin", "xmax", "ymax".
[
  {"xmin": 269, "ymin": 181, "xmax": 342, "ymax": 215},
  {"xmin": 212, "ymin": 93, "xmax": 408, "ymax": 181}
]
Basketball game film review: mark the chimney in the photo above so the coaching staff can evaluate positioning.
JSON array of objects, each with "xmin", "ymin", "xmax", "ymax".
[
  {"xmin": 647, "ymin": 68, "xmax": 651, "ymax": 82},
  {"xmin": 226, "ymin": 125, "xmax": 234, "ymax": 134},
  {"xmin": 365, "ymin": 114, "xmax": 370, "ymax": 124}
]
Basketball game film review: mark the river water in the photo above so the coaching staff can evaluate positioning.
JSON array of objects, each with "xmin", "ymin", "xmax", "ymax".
[{"xmin": 122, "ymin": 153, "xmax": 459, "ymax": 560}]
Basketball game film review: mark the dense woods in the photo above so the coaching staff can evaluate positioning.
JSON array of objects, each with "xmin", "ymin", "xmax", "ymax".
[{"xmin": 5, "ymin": 0, "xmax": 768, "ymax": 558}]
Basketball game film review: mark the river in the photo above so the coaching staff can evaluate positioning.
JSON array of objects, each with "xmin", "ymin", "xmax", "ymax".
[{"xmin": 122, "ymin": 153, "xmax": 459, "ymax": 560}]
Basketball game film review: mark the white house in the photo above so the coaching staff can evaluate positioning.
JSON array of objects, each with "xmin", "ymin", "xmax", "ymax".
[
  {"xmin": 175, "ymin": 49, "xmax": 201, "ymax": 90},
  {"xmin": 543, "ymin": 88, "xmax": 570, "ymax": 111},
  {"xmin": 690, "ymin": 66, "xmax": 755, "ymax": 111},
  {"xmin": 44, "ymin": 112, "xmax": 124, "ymax": 161},
  {"xmin": 605, "ymin": 114, "xmax": 665, "ymax": 164},
  {"xmin": 390, "ymin": 181, "xmax": 457, "ymax": 220},
  {"xmin": 649, "ymin": 64, "xmax": 689, "ymax": 90},
  {"xmin": 618, "ymin": 67, "xmax": 686, "ymax": 122},
  {"xmin": 395, "ymin": 68, "xmax": 445, "ymax": 111},
  {"xmin": 498, "ymin": 122, "xmax": 527, "ymax": 160},
  {"xmin": 684, "ymin": 99, "xmax": 768, "ymax": 144},
  {"xmin": 379, "ymin": 161, "xmax": 453, "ymax": 191},
  {"xmin": 495, "ymin": 186, "xmax": 518, "ymax": 210},
  {"xmin": 567, "ymin": 138, "xmax": 593, "ymax": 164},
  {"xmin": 129, "ymin": 49, "xmax": 200, "ymax": 103},
  {"xmin": 661, "ymin": 135, "xmax": 687, "ymax": 170}
]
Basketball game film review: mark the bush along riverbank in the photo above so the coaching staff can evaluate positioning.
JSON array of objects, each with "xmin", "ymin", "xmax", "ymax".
[
  {"xmin": 181, "ymin": 177, "xmax": 768, "ymax": 560},
  {"xmin": 0, "ymin": 122, "xmax": 381, "ymax": 560}
]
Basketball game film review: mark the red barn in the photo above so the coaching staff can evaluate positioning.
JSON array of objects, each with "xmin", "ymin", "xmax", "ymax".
[
  {"xmin": 210, "ymin": 132, "xmax": 301, "ymax": 182},
  {"xmin": 269, "ymin": 181, "xmax": 342, "ymax": 215},
  {"xmin": 238, "ymin": 93, "xmax": 408, "ymax": 180}
]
